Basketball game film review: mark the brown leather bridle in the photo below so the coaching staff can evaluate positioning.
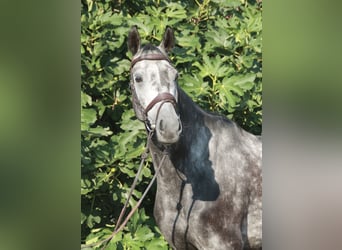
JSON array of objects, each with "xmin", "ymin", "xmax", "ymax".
[{"xmin": 130, "ymin": 52, "xmax": 178, "ymax": 131}]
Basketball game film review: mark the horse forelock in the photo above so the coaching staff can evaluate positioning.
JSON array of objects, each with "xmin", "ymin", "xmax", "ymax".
[{"xmin": 142, "ymin": 43, "xmax": 158, "ymax": 52}]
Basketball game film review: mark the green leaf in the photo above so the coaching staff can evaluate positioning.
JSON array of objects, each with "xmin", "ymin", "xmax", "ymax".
[
  {"xmin": 134, "ymin": 226, "xmax": 154, "ymax": 242},
  {"xmin": 142, "ymin": 165, "xmax": 152, "ymax": 178},
  {"xmin": 212, "ymin": 0, "xmax": 241, "ymax": 8},
  {"xmin": 232, "ymin": 74, "xmax": 256, "ymax": 90},
  {"xmin": 206, "ymin": 27, "xmax": 232, "ymax": 49},
  {"xmin": 81, "ymin": 212, "xmax": 87, "ymax": 224},
  {"xmin": 87, "ymin": 126, "xmax": 113, "ymax": 137},
  {"xmin": 145, "ymin": 237, "xmax": 169, "ymax": 250},
  {"xmin": 81, "ymin": 108, "xmax": 97, "ymax": 130},
  {"xmin": 219, "ymin": 85, "xmax": 237, "ymax": 108},
  {"xmin": 222, "ymin": 77, "xmax": 244, "ymax": 96},
  {"xmin": 177, "ymin": 34, "xmax": 200, "ymax": 51},
  {"xmin": 165, "ymin": 3, "xmax": 187, "ymax": 19},
  {"xmin": 81, "ymin": 92, "xmax": 92, "ymax": 107},
  {"xmin": 110, "ymin": 230, "xmax": 123, "ymax": 244},
  {"xmin": 86, "ymin": 214, "xmax": 101, "ymax": 228}
]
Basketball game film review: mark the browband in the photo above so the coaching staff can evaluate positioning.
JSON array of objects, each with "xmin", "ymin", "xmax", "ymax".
[{"xmin": 130, "ymin": 53, "xmax": 171, "ymax": 69}]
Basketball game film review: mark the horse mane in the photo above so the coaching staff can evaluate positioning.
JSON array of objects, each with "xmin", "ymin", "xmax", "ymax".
[
  {"xmin": 137, "ymin": 43, "xmax": 168, "ymax": 58},
  {"xmin": 141, "ymin": 43, "xmax": 158, "ymax": 52}
]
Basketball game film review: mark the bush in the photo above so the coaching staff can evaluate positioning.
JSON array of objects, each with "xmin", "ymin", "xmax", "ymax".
[{"xmin": 81, "ymin": 0, "xmax": 262, "ymax": 249}]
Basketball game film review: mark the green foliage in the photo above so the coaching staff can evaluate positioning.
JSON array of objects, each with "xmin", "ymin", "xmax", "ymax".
[{"xmin": 81, "ymin": 0, "xmax": 262, "ymax": 248}]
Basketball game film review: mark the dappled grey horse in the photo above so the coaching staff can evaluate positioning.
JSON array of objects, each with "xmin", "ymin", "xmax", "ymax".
[{"xmin": 128, "ymin": 26, "xmax": 262, "ymax": 250}]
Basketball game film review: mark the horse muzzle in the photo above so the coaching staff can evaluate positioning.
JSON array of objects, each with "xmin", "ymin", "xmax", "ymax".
[
  {"xmin": 144, "ymin": 93, "xmax": 182, "ymax": 144},
  {"xmin": 155, "ymin": 104, "xmax": 182, "ymax": 144}
]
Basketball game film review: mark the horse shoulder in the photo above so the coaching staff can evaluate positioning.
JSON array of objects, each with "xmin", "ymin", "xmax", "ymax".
[{"xmin": 203, "ymin": 116, "xmax": 262, "ymax": 248}]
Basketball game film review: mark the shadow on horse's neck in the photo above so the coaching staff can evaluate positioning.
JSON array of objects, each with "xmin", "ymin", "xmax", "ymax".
[
  {"xmin": 153, "ymin": 87, "xmax": 220, "ymax": 198},
  {"xmin": 178, "ymin": 88, "xmax": 204, "ymax": 125},
  {"xmin": 173, "ymin": 87, "xmax": 209, "ymax": 151}
]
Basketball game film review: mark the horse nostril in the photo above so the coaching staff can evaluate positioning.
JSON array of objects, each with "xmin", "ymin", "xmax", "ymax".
[
  {"xmin": 178, "ymin": 120, "xmax": 182, "ymax": 132},
  {"xmin": 159, "ymin": 120, "xmax": 164, "ymax": 131}
]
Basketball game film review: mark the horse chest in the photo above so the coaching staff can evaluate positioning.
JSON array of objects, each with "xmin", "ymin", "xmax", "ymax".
[
  {"xmin": 153, "ymin": 182, "xmax": 205, "ymax": 249},
  {"xmin": 154, "ymin": 177, "xmax": 246, "ymax": 250},
  {"xmin": 155, "ymin": 187, "xmax": 247, "ymax": 250}
]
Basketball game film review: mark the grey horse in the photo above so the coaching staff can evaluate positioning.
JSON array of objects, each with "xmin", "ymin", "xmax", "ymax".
[{"xmin": 128, "ymin": 26, "xmax": 262, "ymax": 250}]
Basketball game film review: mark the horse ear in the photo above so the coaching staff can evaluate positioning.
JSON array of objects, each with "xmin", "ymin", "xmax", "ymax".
[
  {"xmin": 160, "ymin": 26, "xmax": 175, "ymax": 52},
  {"xmin": 128, "ymin": 26, "xmax": 141, "ymax": 55}
]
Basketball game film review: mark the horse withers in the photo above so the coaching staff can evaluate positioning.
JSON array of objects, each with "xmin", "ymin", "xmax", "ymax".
[{"xmin": 127, "ymin": 26, "xmax": 262, "ymax": 250}]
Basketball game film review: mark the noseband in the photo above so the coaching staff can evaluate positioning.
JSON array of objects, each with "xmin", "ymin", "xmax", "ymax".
[
  {"xmin": 130, "ymin": 52, "xmax": 178, "ymax": 130},
  {"xmin": 144, "ymin": 92, "xmax": 177, "ymax": 116}
]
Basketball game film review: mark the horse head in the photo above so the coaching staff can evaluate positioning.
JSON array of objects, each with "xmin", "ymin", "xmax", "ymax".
[{"xmin": 128, "ymin": 26, "xmax": 182, "ymax": 144}]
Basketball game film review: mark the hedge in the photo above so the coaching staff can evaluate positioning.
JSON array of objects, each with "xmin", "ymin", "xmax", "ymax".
[{"xmin": 81, "ymin": 0, "xmax": 262, "ymax": 249}]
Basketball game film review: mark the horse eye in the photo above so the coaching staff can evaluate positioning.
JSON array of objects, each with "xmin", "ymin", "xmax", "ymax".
[{"xmin": 135, "ymin": 75, "xmax": 143, "ymax": 83}]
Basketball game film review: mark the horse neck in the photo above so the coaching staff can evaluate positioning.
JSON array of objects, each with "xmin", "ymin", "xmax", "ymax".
[
  {"xmin": 148, "ymin": 88, "xmax": 220, "ymax": 200},
  {"xmin": 177, "ymin": 87, "xmax": 206, "ymax": 135}
]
